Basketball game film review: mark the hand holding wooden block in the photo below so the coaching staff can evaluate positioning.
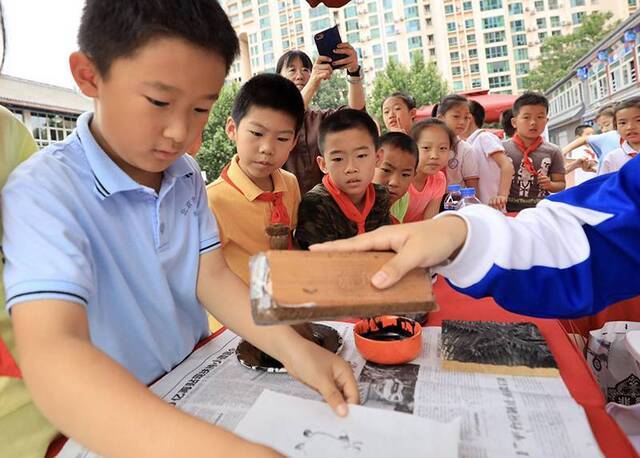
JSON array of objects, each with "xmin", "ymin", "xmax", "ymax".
[{"xmin": 250, "ymin": 250, "xmax": 437, "ymax": 325}]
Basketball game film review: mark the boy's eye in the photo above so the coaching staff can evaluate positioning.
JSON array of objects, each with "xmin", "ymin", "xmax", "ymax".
[
  {"xmin": 194, "ymin": 107, "xmax": 210, "ymax": 114},
  {"xmin": 380, "ymin": 167, "xmax": 391, "ymax": 173},
  {"xmin": 402, "ymin": 172, "xmax": 412, "ymax": 178},
  {"xmin": 249, "ymin": 130, "xmax": 263, "ymax": 137},
  {"xmin": 277, "ymin": 137, "xmax": 292, "ymax": 142},
  {"xmin": 146, "ymin": 96, "xmax": 169, "ymax": 107},
  {"xmin": 357, "ymin": 153, "xmax": 368, "ymax": 158},
  {"xmin": 332, "ymin": 157, "xmax": 343, "ymax": 162}
]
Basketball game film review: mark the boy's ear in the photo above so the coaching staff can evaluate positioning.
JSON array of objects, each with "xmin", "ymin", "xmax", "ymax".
[
  {"xmin": 316, "ymin": 155, "xmax": 328, "ymax": 174},
  {"xmin": 69, "ymin": 51, "xmax": 100, "ymax": 98},
  {"xmin": 511, "ymin": 117, "xmax": 517, "ymax": 129},
  {"xmin": 409, "ymin": 108, "xmax": 417, "ymax": 122},
  {"xmin": 225, "ymin": 117, "xmax": 237, "ymax": 141},
  {"xmin": 374, "ymin": 147, "xmax": 384, "ymax": 167}
]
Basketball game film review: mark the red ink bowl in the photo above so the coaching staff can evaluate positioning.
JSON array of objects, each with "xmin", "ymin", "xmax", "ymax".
[{"xmin": 354, "ymin": 315, "xmax": 422, "ymax": 365}]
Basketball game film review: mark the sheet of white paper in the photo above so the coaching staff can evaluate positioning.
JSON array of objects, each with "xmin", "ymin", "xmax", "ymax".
[{"xmin": 235, "ymin": 389, "xmax": 460, "ymax": 458}]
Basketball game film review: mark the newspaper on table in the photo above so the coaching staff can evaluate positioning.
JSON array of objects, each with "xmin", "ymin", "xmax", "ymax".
[{"xmin": 59, "ymin": 323, "xmax": 603, "ymax": 458}]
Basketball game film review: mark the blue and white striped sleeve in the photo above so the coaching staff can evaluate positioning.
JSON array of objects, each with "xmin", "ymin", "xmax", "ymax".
[{"xmin": 434, "ymin": 156, "xmax": 640, "ymax": 319}]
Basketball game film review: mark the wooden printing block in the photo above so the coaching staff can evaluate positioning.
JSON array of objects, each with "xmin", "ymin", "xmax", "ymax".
[{"xmin": 249, "ymin": 250, "xmax": 437, "ymax": 325}]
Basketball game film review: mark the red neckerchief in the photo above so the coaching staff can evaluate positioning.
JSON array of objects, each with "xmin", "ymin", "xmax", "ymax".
[
  {"xmin": 512, "ymin": 134, "xmax": 544, "ymax": 176},
  {"xmin": 220, "ymin": 163, "xmax": 291, "ymax": 227},
  {"xmin": 322, "ymin": 174, "xmax": 375, "ymax": 234},
  {"xmin": 0, "ymin": 338, "xmax": 21, "ymax": 378},
  {"xmin": 390, "ymin": 214, "xmax": 401, "ymax": 225}
]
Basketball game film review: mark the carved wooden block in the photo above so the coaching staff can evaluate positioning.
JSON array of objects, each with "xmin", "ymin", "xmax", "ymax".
[{"xmin": 250, "ymin": 250, "xmax": 437, "ymax": 325}]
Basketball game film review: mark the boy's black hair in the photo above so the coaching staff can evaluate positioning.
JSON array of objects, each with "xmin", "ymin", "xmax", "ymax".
[
  {"xmin": 78, "ymin": 0, "xmax": 239, "ymax": 77},
  {"xmin": 574, "ymin": 124, "xmax": 593, "ymax": 137},
  {"xmin": 318, "ymin": 109, "xmax": 380, "ymax": 154},
  {"xmin": 613, "ymin": 96, "xmax": 640, "ymax": 128},
  {"xmin": 231, "ymin": 73, "xmax": 305, "ymax": 133},
  {"xmin": 379, "ymin": 132, "xmax": 418, "ymax": 167},
  {"xmin": 468, "ymin": 100, "xmax": 485, "ymax": 128},
  {"xmin": 382, "ymin": 92, "xmax": 416, "ymax": 111},
  {"xmin": 596, "ymin": 105, "xmax": 615, "ymax": 119},
  {"xmin": 276, "ymin": 50, "xmax": 313, "ymax": 74},
  {"xmin": 410, "ymin": 118, "xmax": 457, "ymax": 151},
  {"xmin": 512, "ymin": 91, "xmax": 549, "ymax": 116},
  {"xmin": 500, "ymin": 109, "xmax": 515, "ymax": 137},
  {"xmin": 434, "ymin": 94, "xmax": 469, "ymax": 117}
]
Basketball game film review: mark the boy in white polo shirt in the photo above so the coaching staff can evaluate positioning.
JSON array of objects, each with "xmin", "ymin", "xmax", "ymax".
[
  {"xmin": 1, "ymin": 1, "xmax": 357, "ymax": 456},
  {"xmin": 465, "ymin": 100, "xmax": 514, "ymax": 211},
  {"xmin": 599, "ymin": 97, "xmax": 640, "ymax": 176}
]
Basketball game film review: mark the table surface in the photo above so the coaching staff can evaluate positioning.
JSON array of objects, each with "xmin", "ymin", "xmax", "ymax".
[{"xmin": 430, "ymin": 278, "xmax": 637, "ymax": 458}]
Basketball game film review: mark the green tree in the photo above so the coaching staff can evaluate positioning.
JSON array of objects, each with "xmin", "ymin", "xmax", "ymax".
[
  {"xmin": 368, "ymin": 54, "xmax": 449, "ymax": 126},
  {"xmin": 196, "ymin": 81, "xmax": 239, "ymax": 182},
  {"xmin": 312, "ymin": 74, "xmax": 349, "ymax": 111},
  {"xmin": 524, "ymin": 12, "xmax": 617, "ymax": 92}
]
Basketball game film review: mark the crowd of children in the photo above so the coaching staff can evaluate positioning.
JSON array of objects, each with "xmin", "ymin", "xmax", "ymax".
[{"xmin": 1, "ymin": 0, "xmax": 640, "ymax": 456}]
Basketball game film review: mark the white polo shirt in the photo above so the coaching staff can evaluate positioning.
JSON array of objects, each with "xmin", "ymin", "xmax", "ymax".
[
  {"xmin": 467, "ymin": 129, "xmax": 505, "ymax": 204},
  {"xmin": 598, "ymin": 141, "xmax": 638, "ymax": 176}
]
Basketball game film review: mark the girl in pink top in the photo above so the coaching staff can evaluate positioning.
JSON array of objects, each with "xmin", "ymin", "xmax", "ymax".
[{"xmin": 404, "ymin": 119, "xmax": 455, "ymax": 222}]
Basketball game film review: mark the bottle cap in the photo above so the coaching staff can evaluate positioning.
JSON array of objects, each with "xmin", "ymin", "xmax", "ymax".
[{"xmin": 447, "ymin": 184, "xmax": 461, "ymax": 192}]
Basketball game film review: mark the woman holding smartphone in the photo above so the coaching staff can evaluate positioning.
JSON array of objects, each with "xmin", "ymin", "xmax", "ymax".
[{"xmin": 276, "ymin": 39, "xmax": 366, "ymax": 194}]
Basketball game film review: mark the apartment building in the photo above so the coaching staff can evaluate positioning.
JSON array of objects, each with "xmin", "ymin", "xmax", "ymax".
[{"xmin": 222, "ymin": 0, "xmax": 636, "ymax": 94}]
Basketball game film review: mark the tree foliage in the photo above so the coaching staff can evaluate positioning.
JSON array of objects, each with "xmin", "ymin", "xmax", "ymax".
[
  {"xmin": 196, "ymin": 81, "xmax": 239, "ymax": 182},
  {"xmin": 368, "ymin": 54, "xmax": 449, "ymax": 125},
  {"xmin": 524, "ymin": 12, "xmax": 617, "ymax": 92},
  {"xmin": 312, "ymin": 74, "xmax": 349, "ymax": 111}
]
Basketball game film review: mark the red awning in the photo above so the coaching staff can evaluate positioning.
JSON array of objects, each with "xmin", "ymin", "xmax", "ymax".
[{"xmin": 415, "ymin": 90, "xmax": 517, "ymax": 124}]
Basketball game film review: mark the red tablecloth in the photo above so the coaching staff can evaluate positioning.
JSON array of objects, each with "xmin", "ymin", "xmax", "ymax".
[{"xmin": 431, "ymin": 278, "xmax": 637, "ymax": 458}]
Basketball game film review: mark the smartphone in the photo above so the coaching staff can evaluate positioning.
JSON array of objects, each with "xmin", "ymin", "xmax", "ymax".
[{"xmin": 314, "ymin": 25, "xmax": 345, "ymax": 68}]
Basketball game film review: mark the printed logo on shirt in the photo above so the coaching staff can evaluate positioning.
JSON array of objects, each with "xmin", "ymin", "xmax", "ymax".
[{"xmin": 180, "ymin": 196, "xmax": 197, "ymax": 216}]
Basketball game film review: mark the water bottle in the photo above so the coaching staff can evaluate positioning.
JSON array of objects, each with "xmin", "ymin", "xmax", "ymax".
[
  {"xmin": 443, "ymin": 184, "xmax": 462, "ymax": 211},
  {"xmin": 456, "ymin": 187, "xmax": 482, "ymax": 210}
]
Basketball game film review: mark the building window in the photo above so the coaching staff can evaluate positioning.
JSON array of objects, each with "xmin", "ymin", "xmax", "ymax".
[
  {"xmin": 386, "ymin": 25, "xmax": 396, "ymax": 34},
  {"xmin": 465, "ymin": 19, "xmax": 475, "ymax": 29},
  {"xmin": 552, "ymin": 30, "xmax": 562, "ymax": 36},
  {"xmin": 467, "ymin": 33, "xmax": 476, "ymax": 44},
  {"xmin": 484, "ymin": 31, "xmax": 506, "ymax": 43},
  {"xmin": 447, "ymin": 22, "xmax": 457, "ymax": 31},
  {"xmin": 259, "ymin": 17, "xmax": 270, "ymax": 28},
  {"xmin": 472, "ymin": 79, "xmax": 482, "ymax": 88},
  {"xmin": 453, "ymin": 81, "xmax": 465, "ymax": 91},
  {"xmin": 344, "ymin": 5, "xmax": 358, "ymax": 17},
  {"xmin": 405, "ymin": 6, "xmax": 419, "ymax": 18},
  {"xmin": 309, "ymin": 4, "xmax": 329, "ymax": 17},
  {"xmin": 449, "ymin": 36, "xmax": 458, "ymax": 46},
  {"xmin": 550, "ymin": 16, "xmax": 561, "ymax": 27},
  {"xmin": 548, "ymin": 0, "xmax": 560, "ymax": 8},
  {"xmin": 534, "ymin": 0, "xmax": 545, "ymax": 10},
  {"xmin": 373, "ymin": 44, "xmax": 382, "ymax": 55},
  {"xmin": 374, "ymin": 57, "xmax": 384, "ymax": 68},
  {"xmin": 570, "ymin": 0, "xmax": 585, "ymax": 5},
  {"xmin": 450, "ymin": 51, "xmax": 460, "ymax": 61},
  {"xmin": 31, "ymin": 112, "xmax": 79, "ymax": 148},
  {"xmin": 408, "ymin": 36, "xmax": 423, "ymax": 49},
  {"xmin": 514, "ymin": 48, "xmax": 529, "ymax": 60},
  {"xmin": 387, "ymin": 42, "xmax": 398, "ymax": 53},
  {"xmin": 487, "ymin": 60, "xmax": 510, "ymax": 73},
  {"xmin": 480, "ymin": 0, "xmax": 503, "ymax": 11},
  {"xmin": 384, "ymin": 12, "xmax": 394, "ymax": 23},
  {"xmin": 538, "ymin": 32, "xmax": 547, "ymax": 41},
  {"xmin": 511, "ymin": 20, "xmax": 525, "ymax": 32},
  {"xmin": 403, "ymin": 0, "xmax": 417, "ymax": 4},
  {"xmin": 508, "ymin": 3, "xmax": 523, "ymax": 14},
  {"xmin": 470, "ymin": 63, "xmax": 480, "ymax": 73},
  {"xmin": 406, "ymin": 19, "xmax": 420, "ymax": 32},
  {"xmin": 483, "ymin": 16, "xmax": 505, "ymax": 29},
  {"xmin": 536, "ymin": 18, "xmax": 547, "ymax": 29},
  {"xmin": 383, "ymin": 0, "xmax": 393, "ymax": 9},
  {"xmin": 485, "ymin": 45, "xmax": 508, "ymax": 59},
  {"xmin": 489, "ymin": 75, "xmax": 511, "ymax": 88},
  {"xmin": 258, "ymin": 5, "xmax": 269, "ymax": 15},
  {"xmin": 469, "ymin": 48, "xmax": 478, "ymax": 58},
  {"xmin": 347, "ymin": 32, "xmax": 360, "ymax": 42},
  {"xmin": 445, "ymin": 4, "xmax": 455, "ymax": 14},
  {"xmin": 310, "ymin": 17, "xmax": 330, "ymax": 32},
  {"xmin": 512, "ymin": 34, "xmax": 527, "ymax": 46},
  {"xmin": 368, "ymin": 2, "xmax": 378, "ymax": 13},
  {"xmin": 452, "ymin": 66, "xmax": 462, "ymax": 75},
  {"xmin": 369, "ymin": 15, "xmax": 379, "ymax": 26},
  {"xmin": 370, "ymin": 28, "xmax": 380, "ymax": 38},
  {"xmin": 346, "ymin": 19, "xmax": 359, "ymax": 31},
  {"xmin": 517, "ymin": 77, "xmax": 528, "ymax": 89},
  {"xmin": 463, "ymin": 1, "xmax": 473, "ymax": 10},
  {"xmin": 572, "ymin": 12, "xmax": 585, "ymax": 24},
  {"xmin": 516, "ymin": 62, "xmax": 530, "ymax": 75},
  {"xmin": 410, "ymin": 50, "xmax": 423, "ymax": 62}
]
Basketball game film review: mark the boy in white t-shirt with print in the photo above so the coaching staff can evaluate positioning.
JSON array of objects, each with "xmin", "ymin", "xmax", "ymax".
[{"xmin": 465, "ymin": 100, "xmax": 514, "ymax": 211}]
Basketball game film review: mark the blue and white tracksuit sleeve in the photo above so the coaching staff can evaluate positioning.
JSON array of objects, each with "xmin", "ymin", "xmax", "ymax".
[{"xmin": 433, "ymin": 156, "xmax": 640, "ymax": 319}]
